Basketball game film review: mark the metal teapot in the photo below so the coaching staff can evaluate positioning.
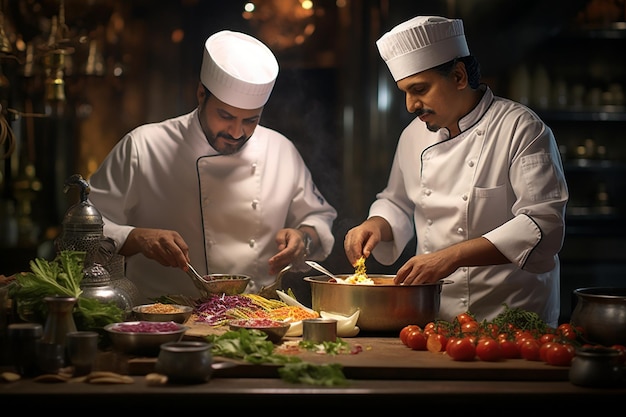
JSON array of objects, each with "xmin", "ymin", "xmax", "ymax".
[
  {"xmin": 56, "ymin": 174, "xmax": 103, "ymax": 266},
  {"xmin": 56, "ymin": 174, "xmax": 138, "ymax": 311}
]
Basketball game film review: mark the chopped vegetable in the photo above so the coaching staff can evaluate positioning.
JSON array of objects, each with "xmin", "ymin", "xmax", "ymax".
[
  {"xmin": 111, "ymin": 321, "xmax": 181, "ymax": 333},
  {"xmin": 299, "ymin": 338, "xmax": 352, "ymax": 355},
  {"xmin": 278, "ymin": 362, "xmax": 348, "ymax": 386},
  {"xmin": 194, "ymin": 293, "xmax": 317, "ymax": 325},
  {"xmin": 206, "ymin": 328, "xmax": 300, "ymax": 365},
  {"xmin": 206, "ymin": 328, "xmax": 349, "ymax": 386}
]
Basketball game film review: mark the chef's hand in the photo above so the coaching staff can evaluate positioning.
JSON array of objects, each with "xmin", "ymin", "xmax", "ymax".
[
  {"xmin": 394, "ymin": 237, "xmax": 510, "ymax": 285},
  {"xmin": 119, "ymin": 227, "xmax": 190, "ymax": 269},
  {"xmin": 394, "ymin": 251, "xmax": 457, "ymax": 285},
  {"xmin": 344, "ymin": 216, "xmax": 392, "ymax": 266},
  {"xmin": 268, "ymin": 227, "xmax": 316, "ymax": 274}
]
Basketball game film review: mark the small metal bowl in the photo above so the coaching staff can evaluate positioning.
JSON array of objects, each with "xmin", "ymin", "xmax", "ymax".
[
  {"xmin": 155, "ymin": 341, "xmax": 214, "ymax": 384},
  {"xmin": 104, "ymin": 321, "xmax": 187, "ymax": 356},
  {"xmin": 197, "ymin": 274, "xmax": 251, "ymax": 298},
  {"xmin": 229, "ymin": 319, "xmax": 290, "ymax": 344},
  {"xmin": 132, "ymin": 304, "xmax": 193, "ymax": 324}
]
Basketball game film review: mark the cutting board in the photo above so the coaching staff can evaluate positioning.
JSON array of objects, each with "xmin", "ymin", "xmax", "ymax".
[{"xmin": 120, "ymin": 322, "xmax": 570, "ymax": 381}]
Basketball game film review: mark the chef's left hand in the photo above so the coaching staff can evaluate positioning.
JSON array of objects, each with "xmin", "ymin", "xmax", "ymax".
[
  {"xmin": 394, "ymin": 237, "xmax": 510, "ymax": 285},
  {"xmin": 394, "ymin": 251, "xmax": 457, "ymax": 285},
  {"xmin": 268, "ymin": 227, "xmax": 313, "ymax": 274}
]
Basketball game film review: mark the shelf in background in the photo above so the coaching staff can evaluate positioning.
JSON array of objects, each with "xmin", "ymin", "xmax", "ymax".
[
  {"xmin": 538, "ymin": 106, "xmax": 626, "ymax": 121},
  {"xmin": 563, "ymin": 159, "xmax": 626, "ymax": 171},
  {"xmin": 564, "ymin": 21, "xmax": 626, "ymax": 39}
]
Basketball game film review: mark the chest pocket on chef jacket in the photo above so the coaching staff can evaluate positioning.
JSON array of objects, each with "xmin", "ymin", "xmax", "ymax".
[
  {"xmin": 471, "ymin": 185, "xmax": 508, "ymax": 233},
  {"xmin": 520, "ymin": 153, "xmax": 562, "ymax": 202}
]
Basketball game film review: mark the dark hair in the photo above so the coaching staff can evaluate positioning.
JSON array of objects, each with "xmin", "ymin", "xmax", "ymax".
[
  {"xmin": 433, "ymin": 56, "xmax": 481, "ymax": 89},
  {"xmin": 202, "ymin": 85, "xmax": 212, "ymax": 103}
]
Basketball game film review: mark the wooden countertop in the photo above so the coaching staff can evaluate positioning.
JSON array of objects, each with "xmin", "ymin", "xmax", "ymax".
[
  {"xmin": 125, "ymin": 335, "xmax": 571, "ymax": 381},
  {"xmin": 2, "ymin": 334, "xmax": 626, "ymax": 411}
]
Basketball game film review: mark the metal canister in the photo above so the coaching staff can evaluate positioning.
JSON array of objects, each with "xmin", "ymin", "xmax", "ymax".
[
  {"xmin": 302, "ymin": 318, "xmax": 337, "ymax": 343},
  {"xmin": 8, "ymin": 323, "xmax": 43, "ymax": 376}
]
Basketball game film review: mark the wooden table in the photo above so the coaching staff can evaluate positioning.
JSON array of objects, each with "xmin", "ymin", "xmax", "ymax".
[{"xmin": 2, "ymin": 335, "xmax": 625, "ymax": 411}]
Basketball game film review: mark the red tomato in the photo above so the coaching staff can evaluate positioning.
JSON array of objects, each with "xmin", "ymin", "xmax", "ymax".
[
  {"xmin": 539, "ymin": 333, "xmax": 556, "ymax": 345},
  {"xmin": 456, "ymin": 312, "xmax": 475, "ymax": 325},
  {"xmin": 557, "ymin": 323, "xmax": 577, "ymax": 341},
  {"xmin": 406, "ymin": 329, "xmax": 428, "ymax": 351},
  {"xmin": 544, "ymin": 342, "xmax": 575, "ymax": 366},
  {"xmin": 400, "ymin": 325, "xmax": 421, "ymax": 345},
  {"xmin": 475, "ymin": 337, "xmax": 502, "ymax": 362},
  {"xmin": 445, "ymin": 337, "xmax": 459, "ymax": 356},
  {"xmin": 426, "ymin": 333, "xmax": 448, "ymax": 353},
  {"xmin": 610, "ymin": 344, "xmax": 626, "ymax": 365},
  {"xmin": 461, "ymin": 321, "xmax": 479, "ymax": 335},
  {"xmin": 515, "ymin": 331, "xmax": 536, "ymax": 348},
  {"xmin": 423, "ymin": 322, "xmax": 437, "ymax": 337},
  {"xmin": 519, "ymin": 339, "xmax": 542, "ymax": 361},
  {"xmin": 446, "ymin": 337, "xmax": 476, "ymax": 361},
  {"xmin": 483, "ymin": 323, "xmax": 500, "ymax": 339},
  {"xmin": 539, "ymin": 341, "xmax": 551, "ymax": 362},
  {"xmin": 498, "ymin": 339, "xmax": 520, "ymax": 359}
]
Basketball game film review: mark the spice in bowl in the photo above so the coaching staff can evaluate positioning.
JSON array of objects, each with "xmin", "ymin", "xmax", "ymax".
[{"xmin": 132, "ymin": 303, "xmax": 193, "ymax": 324}]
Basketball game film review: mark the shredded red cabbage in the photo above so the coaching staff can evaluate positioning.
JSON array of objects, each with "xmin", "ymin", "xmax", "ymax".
[
  {"xmin": 112, "ymin": 321, "xmax": 181, "ymax": 333},
  {"xmin": 195, "ymin": 294, "xmax": 257, "ymax": 325}
]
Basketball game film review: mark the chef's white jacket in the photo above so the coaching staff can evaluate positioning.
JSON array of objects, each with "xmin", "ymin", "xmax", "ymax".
[
  {"xmin": 88, "ymin": 109, "xmax": 337, "ymax": 302},
  {"xmin": 370, "ymin": 86, "xmax": 568, "ymax": 328}
]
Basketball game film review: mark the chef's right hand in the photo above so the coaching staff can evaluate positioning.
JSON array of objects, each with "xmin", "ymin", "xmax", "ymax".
[
  {"xmin": 120, "ymin": 227, "xmax": 190, "ymax": 269},
  {"xmin": 344, "ymin": 216, "xmax": 391, "ymax": 266}
]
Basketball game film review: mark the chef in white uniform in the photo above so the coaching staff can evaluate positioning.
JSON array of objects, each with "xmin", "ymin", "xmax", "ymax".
[
  {"xmin": 88, "ymin": 30, "xmax": 337, "ymax": 302},
  {"xmin": 344, "ymin": 16, "xmax": 568, "ymax": 328}
]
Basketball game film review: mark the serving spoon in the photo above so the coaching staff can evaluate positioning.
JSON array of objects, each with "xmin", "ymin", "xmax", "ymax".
[
  {"xmin": 305, "ymin": 260, "xmax": 348, "ymax": 284},
  {"xmin": 185, "ymin": 262, "xmax": 210, "ymax": 284},
  {"xmin": 258, "ymin": 263, "xmax": 293, "ymax": 300}
]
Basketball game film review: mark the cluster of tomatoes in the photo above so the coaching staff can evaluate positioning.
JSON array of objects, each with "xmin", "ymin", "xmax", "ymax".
[{"xmin": 400, "ymin": 311, "xmax": 626, "ymax": 367}]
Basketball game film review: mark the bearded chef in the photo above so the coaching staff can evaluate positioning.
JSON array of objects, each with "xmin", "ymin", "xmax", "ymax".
[
  {"xmin": 344, "ymin": 16, "xmax": 568, "ymax": 328},
  {"xmin": 88, "ymin": 30, "xmax": 337, "ymax": 302}
]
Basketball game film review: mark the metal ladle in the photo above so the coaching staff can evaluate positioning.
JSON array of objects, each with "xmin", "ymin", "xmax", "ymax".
[{"xmin": 305, "ymin": 260, "xmax": 348, "ymax": 284}]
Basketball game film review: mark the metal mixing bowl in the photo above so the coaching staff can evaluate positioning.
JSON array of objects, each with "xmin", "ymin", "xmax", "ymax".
[
  {"xmin": 570, "ymin": 287, "xmax": 626, "ymax": 346},
  {"xmin": 132, "ymin": 304, "xmax": 193, "ymax": 324},
  {"xmin": 196, "ymin": 274, "xmax": 251, "ymax": 298},
  {"xmin": 104, "ymin": 321, "xmax": 187, "ymax": 356},
  {"xmin": 229, "ymin": 319, "xmax": 290, "ymax": 344},
  {"xmin": 305, "ymin": 275, "xmax": 450, "ymax": 332}
]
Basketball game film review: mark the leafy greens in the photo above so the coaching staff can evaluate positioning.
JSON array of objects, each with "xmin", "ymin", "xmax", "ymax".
[{"xmin": 9, "ymin": 250, "xmax": 125, "ymax": 330}]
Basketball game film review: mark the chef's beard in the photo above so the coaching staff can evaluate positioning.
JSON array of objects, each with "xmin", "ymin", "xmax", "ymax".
[
  {"xmin": 414, "ymin": 109, "xmax": 439, "ymax": 132},
  {"xmin": 206, "ymin": 129, "xmax": 252, "ymax": 155}
]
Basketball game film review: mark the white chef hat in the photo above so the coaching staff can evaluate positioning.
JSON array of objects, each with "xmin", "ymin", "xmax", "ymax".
[
  {"xmin": 376, "ymin": 16, "xmax": 470, "ymax": 82},
  {"xmin": 201, "ymin": 30, "xmax": 279, "ymax": 109}
]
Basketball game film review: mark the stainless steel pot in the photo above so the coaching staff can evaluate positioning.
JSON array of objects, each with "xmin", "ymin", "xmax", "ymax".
[
  {"xmin": 570, "ymin": 287, "xmax": 626, "ymax": 346},
  {"xmin": 304, "ymin": 275, "xmax": 450, "ymax": 332}
]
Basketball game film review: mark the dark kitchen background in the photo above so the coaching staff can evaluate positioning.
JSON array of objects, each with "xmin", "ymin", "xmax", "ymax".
[{"xmin": 1, "ymin": 0, "xmax": 625, "ymax": 323}]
